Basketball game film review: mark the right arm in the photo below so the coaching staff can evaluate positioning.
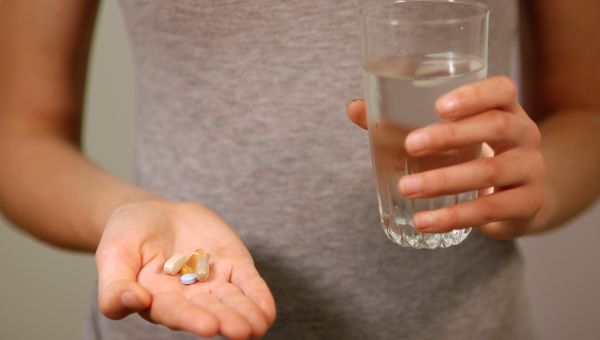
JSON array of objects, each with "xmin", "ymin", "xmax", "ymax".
[
  {"xmin": 0, "ymin": 2, "xmax": 275, "ymax": 338},
  {"xmin": 0, "ymin": 0, "xmax": 156, "ymax": 251}
]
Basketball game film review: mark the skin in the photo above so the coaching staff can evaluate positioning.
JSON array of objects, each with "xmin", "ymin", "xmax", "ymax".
[
  {"xmin": 347, "ymin": 0, "xmax": 600, "ymax": 239},
  {"xmin": 0, "ymin": 1, "xmax": 274, "ymax": 339},
  {"xmin": 97, "ymin": 202, "xmax": 274, "ymax": 338},
  {"xmin": 0, "ymin": 0, "xmax": 598, "ymax": 339}
]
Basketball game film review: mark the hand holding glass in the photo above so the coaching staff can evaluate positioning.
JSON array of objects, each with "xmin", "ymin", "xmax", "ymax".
[{"xmin": 361, "ymin": 0, "xmax": 489, "ymax": 249}]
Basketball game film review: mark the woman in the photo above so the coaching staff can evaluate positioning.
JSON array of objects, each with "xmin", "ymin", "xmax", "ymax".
[{"xmin": 0, "ymin": 0, "xmax": 598, "ymax": 339}]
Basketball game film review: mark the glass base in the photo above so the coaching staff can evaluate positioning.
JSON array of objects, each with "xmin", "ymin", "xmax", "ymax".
[{"xmin": 382, "ymin": 216, "xmax": 470, "ymax": 249}]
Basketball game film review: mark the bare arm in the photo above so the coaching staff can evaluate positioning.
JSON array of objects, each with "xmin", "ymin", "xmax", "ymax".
[
  {"xmin": 528, "ymin": 0, "xmax": 600, "ymax": 233},
  {"xmin": 0, "ymin": 2, "xmax": 276, "ymax": 336},
  {"xmin": 346, "ymin": 0, "xmax": 600, "ymax": 237},
  {"xmin": 0, "ymin": 0, "xmax": 158, "ymax": 251}
]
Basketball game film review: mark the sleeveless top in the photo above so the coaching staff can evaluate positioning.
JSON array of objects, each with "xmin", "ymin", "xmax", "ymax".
[{"xmin": 84, "ymin": 0, "xmax": 536, "ymax": 339}]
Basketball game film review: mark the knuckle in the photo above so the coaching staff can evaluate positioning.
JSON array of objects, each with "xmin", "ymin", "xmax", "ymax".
[
  {"xmin": 480, "ymin": 158, "xmax": 499, "ymax": 186},
  {"xmin": 529, "ymin": 199, "xmax": 542, "ymax": 216},
  {"xmin": 458, "ymin": 84, "xmax": 478, "ymax": 106},
  {"xmin": 423, "ymin": 170, "xmax": 446, "ymax": 195},
  {"xmin": 436, "ymin": 170, "xmax": 449, "ymax": 193},
  {"xmin": 522, "ymin": 192, "xmax": 542, "ymax": 217},
  {"xmin": 489, "ymin": 110, "xmax": 511, "ymax": 134},
  {"xmin": 479, "ymin": 198, "xmax": 499, "ymax": 224},
  {"xmin": 526, "ymin": 122, "xmax": 542, "ymax": 147},
  {"xmin": 442, "ymin": 206, "xmax": 462, "ymax": 228},
  {"xmin": 496, "ymin": 76, "xmax": 517, "ymax": 100},
  {"xmin": 536, "ymin": 154, "xmax": 546, "ymax": 178},
  {"xmin": 533, "ymin": 185, "xmax": 545, "ymax": 209},
  {"xmin": 434, "ymin": 123, "xmax": 457, "ymax": 148},
  {"xmin": 256, "ymin": 326, "xmax": 269, "ymax": 338},
  {"xmin": 529, "ymin": 152, "xmax": 545, "ymax": 178}
]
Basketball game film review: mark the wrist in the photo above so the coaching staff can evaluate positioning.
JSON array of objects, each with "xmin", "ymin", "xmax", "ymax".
[{"xmin": 92, "ymin": 189, "xmax": 166, "ymax": 248}]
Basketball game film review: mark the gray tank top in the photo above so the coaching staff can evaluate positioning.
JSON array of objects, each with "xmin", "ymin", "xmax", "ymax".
[{"xmin": 84, "ymin": 0, "xmax": 536, "ymax": 339}]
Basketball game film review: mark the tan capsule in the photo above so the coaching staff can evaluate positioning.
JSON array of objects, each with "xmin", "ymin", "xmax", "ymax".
[
  {"xmin": 193, "ymin": 249, "xmax": 210, "ymax": 281},
  {"xmin": 180, "ymin": 256, "xmax": 196, "ymax": 275},
  {"xmin": 181, "ymin": 249, "xmax": 210, "ymax": 281}
]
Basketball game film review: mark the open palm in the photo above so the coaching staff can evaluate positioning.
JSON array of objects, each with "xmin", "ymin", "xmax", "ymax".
[{"xmin": 96, "ymin": 201, "xmax": 276, "ymax": 339}]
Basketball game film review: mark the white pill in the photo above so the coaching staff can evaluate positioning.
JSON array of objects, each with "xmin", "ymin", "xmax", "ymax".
[
  {"xmin": 180, "ymin": 273, "xmax": 198, "ymax": 285},
  {"xmin": 163, "ymin": 254, "xmax": 189, "ymax": 275}
]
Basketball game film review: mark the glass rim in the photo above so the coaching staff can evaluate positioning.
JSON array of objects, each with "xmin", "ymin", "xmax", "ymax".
[{"xmin": 360, "ymin": 0, "xmax": 490, "ymax": 26}]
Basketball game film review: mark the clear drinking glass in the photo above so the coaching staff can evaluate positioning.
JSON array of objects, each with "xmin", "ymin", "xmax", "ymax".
[{"xmin": 361, "ymin": 0, "xmax": 489, "ymax": 249}]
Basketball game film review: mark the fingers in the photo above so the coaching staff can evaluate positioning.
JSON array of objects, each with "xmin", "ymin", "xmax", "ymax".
[
  {"xmin": 435, "ymin": 76, "xmax": 521, "ymax": 119},
  {"xmin": 348, "ymin": 77, "xmax": 519, "ymax": 129},
  {"xmin": 346, "ymin": 99, "xmax": 367, "ymax": 129},
  {"xmin": 413, "ymin": 184, "xmax": 544, "ymax": 234},
  {"xmin": 232, "ymin": 261, "xmax": 277, "ymax": 325},
  {"xmin": 189, "ymin": 292, "xmax": 252, "ymax": 340},
  {"xmin": 399, "ymin": 151, "xmax": 538, "ymax": 198},
  {"xmin": 150, "ymin": 292, "xmax": 220, "ymax": 337},
  {"xmin": 150, "ymin": 269, "xmax": 272, "ymax": 340},
  {"xmin": 213, "ymin": 283, "xmax": 270, "ymax": 338},
  {"xmin": 405, "ymin": 109, "xmax": 540, "ymax": 156},
  {"xmin": 96, "ymin": 244, "xmax": 151, "ymax": 320},
  {"xmin": 394, "ymin": 76, "xmax": 544, "ymax": 239}
]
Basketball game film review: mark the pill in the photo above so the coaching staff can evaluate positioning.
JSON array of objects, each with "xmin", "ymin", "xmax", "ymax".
[
  {"xmin": 163, "ymin": 254, "xmax": 189, "ymax": 275},
  {"xmin": 180, "ymin": 257, "xmax": 196, "ymax": 275},
  {"xmin": 180, "ymin": 273, "xmax": 198, "ymax": 285},
  {"xmin": 181, "ymin": 248, "xmax": 210, "ymax": 281},
  {"xmin": 193, "ymin": 249, "xmax": 210, "ymax": 281}
]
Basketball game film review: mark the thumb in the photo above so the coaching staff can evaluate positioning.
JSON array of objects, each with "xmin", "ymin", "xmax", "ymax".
[
  {"xmin": 346, "ymin": 99, "xmax": 368, "ymax": 130},
  {"xmin": 96, "ymin": 242, "xmax": 152, "ymax": 320}
]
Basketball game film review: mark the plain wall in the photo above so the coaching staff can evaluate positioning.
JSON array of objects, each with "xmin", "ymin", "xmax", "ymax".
[{"xmin": 0, "ymin": 2, "xmax": 598, "ymax": 339}]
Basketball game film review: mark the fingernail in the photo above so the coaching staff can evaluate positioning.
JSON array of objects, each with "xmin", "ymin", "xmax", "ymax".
[
  {"xmin": 400, "ymin": 176, "xmax": 422, "ymax": 196},
  {"xmin": 121, "ymin": 291, "xmax": 139, "ymax": 308},
  {"xmin": 347, "ymin": 98, "xmax": 361, "ymax": 107},
  {"xmin": 415, "ymin": 213, "xmax": 434, "ymax": 230},
  {"xmin": 437, "ymin": 95, "xmax": 459, "ymax": 113},
  {"xmin": 406, "ymin": 131, "xmax": 429, "ymax": 152}
]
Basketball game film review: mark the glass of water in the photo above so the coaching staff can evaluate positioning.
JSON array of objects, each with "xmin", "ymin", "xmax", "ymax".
[{"xmin": 361, "ymin": 0, "xmax": 489, "ymax": 249}]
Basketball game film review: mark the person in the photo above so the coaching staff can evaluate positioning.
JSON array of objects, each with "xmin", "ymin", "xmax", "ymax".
[{"xmin": 0, "ymin": 0, "xmax": 598, "ymax": 339}]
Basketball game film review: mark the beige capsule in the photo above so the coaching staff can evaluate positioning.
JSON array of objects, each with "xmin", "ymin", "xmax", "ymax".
[
  {"xmin": 163, "ymin": 254, "xmax": 189, "ymax": 275},
  {"xmin": 181, "ymin": 249, "xmax": 210, "ymax": 281}
]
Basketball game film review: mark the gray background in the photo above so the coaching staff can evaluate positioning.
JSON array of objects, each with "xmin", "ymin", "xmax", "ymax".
[{"xmin": 0, "ymin": 2, "xmax": 598, "ymax": 339}]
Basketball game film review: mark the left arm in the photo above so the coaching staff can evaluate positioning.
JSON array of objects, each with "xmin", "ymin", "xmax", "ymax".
[
  {"xmin": 346, "ymin": 0, "xmax": 600, "ymax": 239},
  {"xmin": 525, "ymin": 0, "xmax": 600, "ymax": 233}
]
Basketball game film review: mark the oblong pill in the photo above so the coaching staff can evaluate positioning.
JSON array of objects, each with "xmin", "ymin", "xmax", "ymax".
[
  {"xmin": 181, "ymin": 249, "xmax": 210, "ymax": 281},
  {"xmin": 180, "ymin": 273, "xmax": 198, "ymax": 285},
  {"xmin": 181, "ymin": 254, "xmax": 198, "ymax": 275},
  {"xmin": 193, "ymin": 249, "xmax": 210, "ymax": 282},
  {"xmin": 163, "ymin": 254, "xmax": 189, "ymax": 275}
]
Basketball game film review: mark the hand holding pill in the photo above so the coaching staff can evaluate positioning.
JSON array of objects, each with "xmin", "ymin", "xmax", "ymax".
[
  {"xmin": 95, "ymin": 201, "xmax": 276, "ymax": 339},
  {"xmin": 164, "ymin": 249, "xmax": 210, "ymax": 283}
]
